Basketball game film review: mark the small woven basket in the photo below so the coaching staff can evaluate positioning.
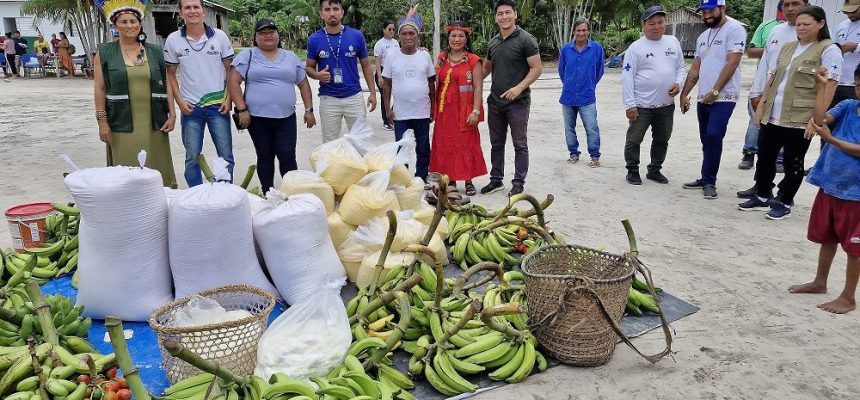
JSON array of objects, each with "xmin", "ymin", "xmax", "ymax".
[
  {"xmin": 149, "ymin": 285, "xmax": 276, "ymax": 384},
  {"xmin": 521, "ymin": 244, "xmax": 635, "ymax": 366}
]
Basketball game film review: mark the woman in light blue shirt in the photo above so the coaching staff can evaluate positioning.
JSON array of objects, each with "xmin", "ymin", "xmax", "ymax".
[{"xmin": 228, "ymin": 18, "xmax": 316, "ymax": 194}]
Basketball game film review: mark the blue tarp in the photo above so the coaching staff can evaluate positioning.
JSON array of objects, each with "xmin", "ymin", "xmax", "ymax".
[{"xmin": 41, "ymin": 276, "xmax": 287, "ymax": 396}]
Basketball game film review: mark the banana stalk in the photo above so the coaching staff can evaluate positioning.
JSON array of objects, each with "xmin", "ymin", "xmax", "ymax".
[
  {"xmin": 366, "ymin": 291, "xmax": 411, "ymax": 368},
  {"xmin": 492, "ymin": 194, "xmax": 547, "ymax": 228},
  {"xmin": 161, "ymin": 339, "xmax": 246, "ymax": 388},
  {"xmin": 367, "ymin": 211, "xmax": 398, "ymax": 295},
  {"xmin": 452, "ymin": 262, "xmax": 507, "ymax": 297},
  {"xmin": 28, "ymin": 338, "xmax": 50, "ymax": 400},
  {"xmin": 349, "ymin": 274, "xmax": 422, "ymax": 324},
  {"xmin": 420, "ymin": 175, "xmax": 449, "ymax": 245},
  {"xmin": 105, "ymin": 317, "xmax": 153, "ymax": 400},
  {"xmin": 401, "ymin": 244, "xmax": 444, "ymax": 310},
  {"xmin": 195, "ymin": 154, "xmax": 216, "ymax": 183},
  {"xmin": 480, "ymin": 303, "xmax": 527, "ymax": 342},
  {"xmin": 515, "ymin": 194, "xmax": 554, "ymax": 220},
  {"xmin": 239, "ymin": 165, "xmax": 257, "ymax": 189},
  {"xmin": 24, "ymin": 281, "xmax": 58, "ymax": 345},
  {"xmin": 477, "ymin": 217, "xmax": 557, "ymax": 244}
]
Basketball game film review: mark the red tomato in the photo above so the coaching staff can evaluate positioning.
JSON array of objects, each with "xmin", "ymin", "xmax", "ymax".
[
  {"xmin": 117, "ymin": 389, "xmax": 132, "ymax": 400},
  {"xmin": 78, "ymin": 374, "xmax": 91, "ymax": 384},
  {"xmin": 106, "ymin": 367, "xmax": 118, "ymax": 379},
  {"xmin": 114, "ymin": 377, "xmax": 128, "ymax": 389},
  {"xmin": 104, "ymin": 381, "xmax": 120, "ymax": 393}
]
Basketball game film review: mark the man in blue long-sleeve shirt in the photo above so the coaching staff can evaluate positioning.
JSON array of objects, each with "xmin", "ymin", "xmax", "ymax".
[{"xmin": 558, "ymin": 19, "xmax": 605, "ymax": 167}]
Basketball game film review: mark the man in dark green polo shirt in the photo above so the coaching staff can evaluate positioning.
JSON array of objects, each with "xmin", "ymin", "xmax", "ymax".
[{"xmin": 480, "ymin": 0, "xmax": 542, "ymax": 197}]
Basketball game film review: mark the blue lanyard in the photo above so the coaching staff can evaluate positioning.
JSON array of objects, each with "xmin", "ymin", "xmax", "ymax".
[{"xmin": 324, "ymin": 26, "xmax": 343, "ymax": 69}]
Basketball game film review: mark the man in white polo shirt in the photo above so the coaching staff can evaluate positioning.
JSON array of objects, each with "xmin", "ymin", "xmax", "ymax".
[
  {"xmin": 622, "ymin": 6, "xmax": 686, "ymax": 186},
  {"xmin": 164, "ymin": 0, "xmax": 235, "ymax": 186},
  {"xmin": 679, "ymin": 0, "xmax": 746, "ymax": 200},
  {"xmin": 834, "ymin": 0, "xmax": 860, "ymax": 105}
]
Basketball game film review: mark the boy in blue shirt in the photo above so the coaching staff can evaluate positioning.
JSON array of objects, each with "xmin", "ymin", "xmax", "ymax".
[
  {"xmin": 788, "ymin": 67, "xmax": 860, "ymax": 314},
  {"xmin": 306, "ymin": 0, "xmax": 377, "ymax": 143}
]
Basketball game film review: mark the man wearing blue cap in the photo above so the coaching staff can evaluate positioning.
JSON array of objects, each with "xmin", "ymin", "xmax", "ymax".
[
  {"xmin": 622, "ymin": 6, "xmax": 686, "ymax": 185},
  {"xmin": 679, "ymin": 0, "xmax": 747, "ymax": 199}
]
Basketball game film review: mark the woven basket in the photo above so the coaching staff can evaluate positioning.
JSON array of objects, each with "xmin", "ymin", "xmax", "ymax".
[
  {"xmin": 149, "ymin": 285, "xmax": 276, "ymax": 384},
  {"xmin": 521, "ymin": 244, "xmax": 635, "ymax": 366}
]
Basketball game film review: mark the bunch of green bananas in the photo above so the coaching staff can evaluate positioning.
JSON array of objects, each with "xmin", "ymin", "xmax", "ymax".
[
  {"xmin": 0, "ymin": 281, "xmax": 92, "ymax": 346},
  {"xmin": 1, "ymin": 203, "xmax": 81, "ymax": 285},
  {"xmin": 0, "ymin": 342, "xmax": 114, "ymax": 398},
  {"xmin": 449, "ymin": 225, "xmax": 523, "ymax": 269},
  {"xmin": 626, "ymin": 275, "xmax": 663, "ymax": 316}
]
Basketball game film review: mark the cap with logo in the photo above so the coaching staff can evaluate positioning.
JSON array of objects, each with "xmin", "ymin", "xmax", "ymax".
[
  {"xmin": 255, "ymin": 18, "xmax": 278, "ymax": 32},
  {"xmin": 641, "ymin": 6, "xmax": 667, "ymax": 22},
  {"xmin": 843, "ymin": 0, "xmax": 860, "ymax": 13},
  {"xmin": 697, "ymin": 0, "xmax": 726, "ymax": 11}
]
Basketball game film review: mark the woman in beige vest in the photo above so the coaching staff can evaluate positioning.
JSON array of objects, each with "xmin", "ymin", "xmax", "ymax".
[{"xmin": 743, "ymin": 6, "xmax": 842, "ymax": 220}]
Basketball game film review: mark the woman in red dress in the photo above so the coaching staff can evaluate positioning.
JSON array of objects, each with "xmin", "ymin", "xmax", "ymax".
[{"xmin": 429, "ymin": 21, "xmax": 487, "ymax": 196}]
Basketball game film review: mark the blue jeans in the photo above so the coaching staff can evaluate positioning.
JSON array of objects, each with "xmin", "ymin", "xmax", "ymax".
[
  {"xmin": 743, "ymin": 99, "xmax": 759, "ymax": 154},
  {"xmin": 562, "ymin": 103, "xmax": 601, "ymax": 159},
  {"xmin": 394, "ymin": 119, "xmax": 431, "ymax": 180},
  {"xmin": 696, "ymin": 102, "xmax": 736, "ymax": 185},
  {"xmin": 180, "ymin": 104, "xmax": 234, "ymax": 186},
  {"xmin": 247, "ymin": 114, "xmax": 298, "ymax": 194}
]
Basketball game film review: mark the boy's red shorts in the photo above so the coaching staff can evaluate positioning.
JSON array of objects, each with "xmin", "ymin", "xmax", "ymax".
[{"xmin": 808, "ymin": 189, "xmax": 860, "ymax": 257}]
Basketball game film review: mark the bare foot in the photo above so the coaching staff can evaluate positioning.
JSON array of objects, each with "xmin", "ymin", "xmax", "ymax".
[
  {"xmin": 788, "ymin": 282, "xmax": 827, "ymax": 294},
  {"xmin": 817, "ymin": 297, "xmax": 856, "ymax": 314}
]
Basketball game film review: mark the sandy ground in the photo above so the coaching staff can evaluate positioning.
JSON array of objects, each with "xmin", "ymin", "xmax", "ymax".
[{"xmin": 2, "ymin": 58, "xmax": 859, "ymax": 399}]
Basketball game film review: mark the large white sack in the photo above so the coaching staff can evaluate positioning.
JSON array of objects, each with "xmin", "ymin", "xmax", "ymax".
[
  {"xmin": 253, "ymin": 191, "xmax": 346, "ymax": 305},
  {"xmin": 168, "ymin": 182, "xmax": 280, "ymax": 299},
  {"xmin": 64, "ymin": 165, "xmax": 173, "ymax": 321}
]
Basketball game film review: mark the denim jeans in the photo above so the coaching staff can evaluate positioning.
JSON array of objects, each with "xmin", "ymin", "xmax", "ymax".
[
  {"xmin": 394, "ymin": 118, "xmax": 431, "ymax": 180},
  {"xmin": 248, "ymin": 114, "xmax": 298, "ymax": 194},
  {"xmin": 562, "ymin": 103, "xmax": 601, "ymax": 159},
  {"xmin": 696, "ymin": 102, "xmax": 736, "ymax": 186},
  {"xmin": 742, "ymin": 99, "xmax": 759, "ymax": 154},
  {"xmin": 488, "ymin": 100, "xmax": 530, "ymax": 187},
  {"xmin": 180, "ymin": 104, "xmax": 233, "ymax": 187}
]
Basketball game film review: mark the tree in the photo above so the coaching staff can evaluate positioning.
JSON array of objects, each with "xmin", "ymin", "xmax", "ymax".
[{"xmin": 21, "ymin": 0, "xmax": 108, "ymax": 66}]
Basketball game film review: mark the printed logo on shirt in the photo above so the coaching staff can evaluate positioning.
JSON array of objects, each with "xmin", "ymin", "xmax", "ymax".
[
  {"xmin": 405, "ymin": 67, "xmax": 417, "ymax": 78},
  {"xmin": 850, "ymin": 236, "xmax": 860, "ymax": 244},
  {"xmin": 713, "ymin": 39, "xmax": 723, "ymax": 46},
  {"xmin": 319, "ymin": 50, "xmax": 329, "ymax": 59},
  {"xmin": 183, "ymin": 48, "xmax": 190, "ymax": 56},
  {"xmin": 465, "ymin": 71, "xmax": 473, "ymax": 82},
  {"xmin": 624, "ymin": 63, "xmax": 632, "ymax": 71},
  {"xmin": 206, "ymin": 44, "xmax": 219, "ymax": 56},
  {"xmin": 665, "ymin": 48, "xmax": 676, "ymax": 56},
  {"xmin": 346, "ymin": 45, "xmax": 357, "ymax": 58},
  {"xmin": 734, "ymin": 41, "xmax": 745, "ymax": 47},
  {"xmin": 645, "ymin": 53, "xmax": 655, "ymax": 58}
]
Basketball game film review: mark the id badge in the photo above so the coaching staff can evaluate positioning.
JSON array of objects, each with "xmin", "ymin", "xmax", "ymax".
[{"xmin": 333, "ymin": 68, "xmax": 343, "ymax": 84}]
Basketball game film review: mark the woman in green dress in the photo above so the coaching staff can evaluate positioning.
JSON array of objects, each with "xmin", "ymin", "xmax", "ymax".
[{"xmin": 93, "ymin": 3, "xmax": 177, "ymax": 187}]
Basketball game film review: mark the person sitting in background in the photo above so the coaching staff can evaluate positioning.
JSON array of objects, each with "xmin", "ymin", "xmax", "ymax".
[
  {"xmin": 788, "ymin": 66, "xmax": 860, "ymax": 314},
  {"xmin": 34, "ymin": 34, "xmax": 51, "ymax": 67},
  {"xmin": 50, "ymin": 33, "xmax": 59, "ymax": 54},
  {"xmin": 57, "ymin": 32, "xmax": 75, "ymax": 78},
  {"xmin": 229, "ymin": 19, "xmax": 316, "ymax": 194}
]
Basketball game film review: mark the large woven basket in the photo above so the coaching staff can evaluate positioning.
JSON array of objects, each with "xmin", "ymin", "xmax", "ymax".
[
  {"xmin": 149, "ymin": 285, "xmax": 276, "ymax": 383},
  {"xmin": 521, "ymin": 244, "xmax": 635, "ymax": 366}
]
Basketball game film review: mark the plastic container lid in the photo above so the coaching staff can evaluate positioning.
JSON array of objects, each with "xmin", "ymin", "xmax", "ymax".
[{"xmin": 5, "ymin": 203, "xmax": 55, "ymax": 218}]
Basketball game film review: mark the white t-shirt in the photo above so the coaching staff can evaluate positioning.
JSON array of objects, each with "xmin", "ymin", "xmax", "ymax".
[
  {"xmin": 751, "ymin": 22, "xmax": 797, "ymax": 97},
  {"xmin": 694, "ymin": 17, "xmax": 747, "ymax": 102},
  {"xmin": 382, "ymin": 49, "xmax": 435, "ymax": 120},
  {"xmin": 163, "ymin": 25, "xmax": 234, "ymax": 106},
  {"xmin": 373, "ymin": 37, "xmax": 399, "ymax": 71},
  {"xmin": 621, "ymin": 35, "xmax": 687, "ymax": 109},
  {"xmin": 835, "ymin": 19, "xmax": 860, "ymax": 86},
  {"xmin": 769, "ymin": 42, "xmax": 843, "ymax": 126}
]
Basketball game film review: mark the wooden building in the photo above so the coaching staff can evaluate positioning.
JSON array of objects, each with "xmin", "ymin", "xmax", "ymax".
[{"xmin": 666, "ymin": 7, "xmax": 705, "ymax": 57}]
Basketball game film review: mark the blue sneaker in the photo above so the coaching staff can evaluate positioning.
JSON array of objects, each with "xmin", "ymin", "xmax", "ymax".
[
  {"xmin": 738, "ymin": 197, "xmax": 770, "ymax": 211},
  {"xmin": 766, "ymin": 201, "xmax": 791, "ymax": 220}
]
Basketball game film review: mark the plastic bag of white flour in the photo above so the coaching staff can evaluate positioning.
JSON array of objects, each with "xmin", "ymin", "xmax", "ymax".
[
  {"xmin": 254, "ymin": 278, "xmax": 351, "ymax": 381},
  {"xmin": 64, "ymin": 162, "xmax": 173, "ymax": 321},
  {"xmin": 310, "ymin": 118, "xmax": 374, "ymax": 195}
]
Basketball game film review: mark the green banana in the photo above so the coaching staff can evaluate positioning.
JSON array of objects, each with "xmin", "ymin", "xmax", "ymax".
[
  {"xmin": 505, "ymin": 340, "xmax": 537, "ymax": 383},
  {"xmin": 488, "ymin": 342, "xmax": 525, "ymax": 381}
]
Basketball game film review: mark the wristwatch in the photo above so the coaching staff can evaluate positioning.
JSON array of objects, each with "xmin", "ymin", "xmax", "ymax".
[
  {"xmin": 234, "ymin": 107, "xmax": 248, "ymax": 113},
  {"xmin": 710, "ymin": 89, "xmax": 720, "ymax": 97},
  {"xmin": 305, "ymin": 107, "xmax": 314, "ymax": 113}
]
